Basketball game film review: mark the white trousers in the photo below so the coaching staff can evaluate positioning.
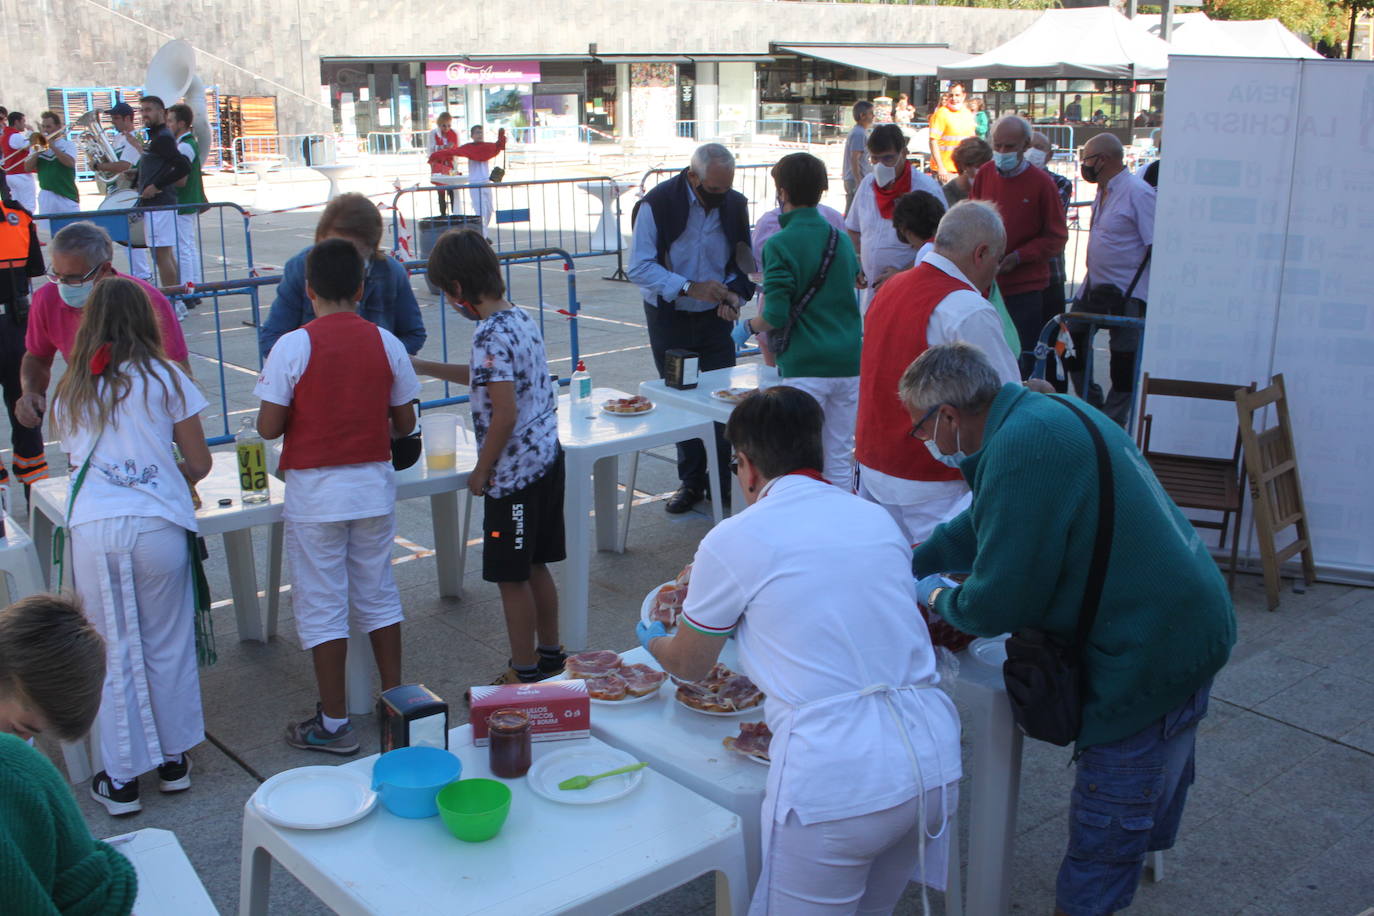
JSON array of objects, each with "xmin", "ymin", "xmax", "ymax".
[
  {"xmin": 6, "ymin": 173, "xmax": 36, "ymax": 213},
  {"xmin": 778, "ymin": 375, "xmax": 859, "ymax": 490},
  {"xmin": 73, "ymin": 516, "xmax": 205, "ymax": 782},
  {"xmin": 122, "ymin": 244, "xmax": 153, "ymax": 283},
  {"xmin": 38, "ymin": 190, "xmax": 79, "ymax": 216},
  {"xmin": 286, "ymin": 514, "xmax": 405, "ymax": 650},
  {"xmin": 758, "ymin": 782, "xmax": 959, "ymax": 915},
  {"xmin": 856, "ymin": 463, "xmax": 971, "ymax": 547},
  {"xmin": 176, "ymin": 212, "xmax": 202, "ymax": 286},
  {"xmin": 469, "ymin": 185, "xmax": 494, "ymax": 235}
]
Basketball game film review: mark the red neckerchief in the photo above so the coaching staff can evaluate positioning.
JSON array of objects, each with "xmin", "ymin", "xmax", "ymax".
[
  {"xmin": 872, "ymin": 164, "xmax": 912, "ymax": 220},
  {"xmin": 787, "ymin": 468, "xmax": 828, "ymax": 484}
]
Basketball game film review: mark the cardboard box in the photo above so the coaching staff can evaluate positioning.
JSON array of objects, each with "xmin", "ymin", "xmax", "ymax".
[
  {"xmin": 664, "ymin": 349, "xmax": 699, "ymax": 390},
  {"xmin": 469, "ymin": 680, "xmax": 590, "ymax": 746}
]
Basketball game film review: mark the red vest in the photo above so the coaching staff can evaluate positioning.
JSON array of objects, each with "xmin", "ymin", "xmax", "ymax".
[
  {"xmin": 1, "ymin": 127, "xmax": 29, "ymax": 175},
  {"xmin": 278, "ymin": 312, "xmax": 394, "ymax": 471},
  {"xmin": 855, "ymin": 261, "xmax": 968, "ymax": 482}
]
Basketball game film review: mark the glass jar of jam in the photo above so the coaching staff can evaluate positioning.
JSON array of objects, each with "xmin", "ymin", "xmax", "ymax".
[{"xmin": 487, "ymin": 708, "xmax": 532, "ymax": 778}]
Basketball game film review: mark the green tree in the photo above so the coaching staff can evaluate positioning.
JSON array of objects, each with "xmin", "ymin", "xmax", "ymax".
[{"xmin": 1203, "ymin": 0, "xmax": 1342, "ymax": 46}]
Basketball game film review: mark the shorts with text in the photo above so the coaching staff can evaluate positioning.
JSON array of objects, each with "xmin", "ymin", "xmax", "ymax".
[{"xmin": 482, "ymin": 449, "xmax": 566, "ymax": 583}]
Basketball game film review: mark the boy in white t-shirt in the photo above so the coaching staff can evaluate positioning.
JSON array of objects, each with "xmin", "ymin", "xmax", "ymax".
[{"xmin": 254, "ymin": 239, "xmax": 419, "ymax": 754}]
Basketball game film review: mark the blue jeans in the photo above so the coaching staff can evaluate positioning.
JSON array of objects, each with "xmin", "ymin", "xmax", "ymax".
[{"xmin": 1056, "ymin": 682, "xmax": 1211, "ymax": 916}]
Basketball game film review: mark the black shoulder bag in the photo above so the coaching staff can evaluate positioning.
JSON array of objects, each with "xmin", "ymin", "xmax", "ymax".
[
  {"xmin": 765, "ymin": 227, "xmax": 839, "ymax": 358},
  {"xmin": 1079, "ymin": 246, "xmax": 1151, "ymax": 316},
  {"xmin": 1002, "ymin": 396, "xmax": 1114, "ymax": 746}
]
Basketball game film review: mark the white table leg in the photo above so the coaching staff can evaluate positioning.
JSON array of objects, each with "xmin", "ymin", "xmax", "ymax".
[
  {"xmin": 593, "ymin": 455, "xmax": 620, "ymax": 552},
  {"xmin": 266, "ymin": 521, "xmax": 284, "ymax": 641},
  {"xmin": 945, "ymin": 809, "xmax": 964, "ymax": 916},
  {"xmin": 458, "ymin": 490, "xmax": 473, "ymax": 585},
  {"xmin": 561, "ymin": 454, "xmax": 594, "ymax": 652},
  {"xmin": 30, "ymin": 509, "xmax": 54, "ymax": 587},
  {"xmin": 221, "ymin": 528, "xmax": 265, "ymax": 643},
  {"xmin": 430, "ymin": 491, "xmax": 462, "ymax": 598},
  {"xmin": 965, "ymin": 680, "xmax": 1023, "ymax": 916},
  {"xmin": 238, "ymin": 828, "xmax": 272, "ymax": 916},
  {"xmin": 619, "ymin": 451, "xmax": 640, "ymax": 554},
  {"xmin": 700, "ymin": 428, "xmax": 724, "ymax": 524},
  {"xmin": 60, "ymin": 737, "xmax": 94, "ymax": 784},
  {"xmin": 345, "ymin": 627, "xmax": 375, "ymax": 717}
]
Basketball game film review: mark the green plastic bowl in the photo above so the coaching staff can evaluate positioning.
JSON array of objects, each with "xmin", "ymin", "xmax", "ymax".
[{"xmin": 436, "ymin": 778, "xmax": 512, "ymax": 842}]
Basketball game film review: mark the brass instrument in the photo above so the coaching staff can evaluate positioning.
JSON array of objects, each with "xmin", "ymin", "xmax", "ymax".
[
  {"xmin": 73, "ymin": 110, "xmax": 125, "ymax": 193},
  {"xmin": 26, "ymin": 126, "xmax": 69, "ymax": 154}
]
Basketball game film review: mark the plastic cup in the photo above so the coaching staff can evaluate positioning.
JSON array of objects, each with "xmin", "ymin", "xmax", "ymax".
[
  {"xmin": 436, "ymin": 778, "xmax": 512, "ymax": 842},
  {"xmin": 370, "ymin": 746, "xmax": 463, "ymax": 819},
  {"xmin": 419, "ymin": 414, "xmax": 458, "ymax": 471}
]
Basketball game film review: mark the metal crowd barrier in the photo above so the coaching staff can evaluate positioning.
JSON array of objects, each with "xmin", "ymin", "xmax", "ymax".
[
  {"xmin": 365, "ymin": 130, "xmax": 431, "ymax": 156},
  {"xmin": 638, "ymin": 163, "xmax": 776, "ymax": 230},
  {"xmin": 229, "ymin": 133, "xmax": 346, "ymax": 178},
  {"xmin": 388, "ymin": 176, "xmax": 632, "ymax": 278}
]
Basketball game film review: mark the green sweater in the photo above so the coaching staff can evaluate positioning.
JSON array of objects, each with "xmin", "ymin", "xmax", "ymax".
[
  {"xmin": 761, "ymin": 207, "xmax": 861, "ymax": 379},
  {"xmin": 0, "ymin": 734, "xmax": 137, "ymax": 915},
  {"xmin": 913, "ymin": 384, "xmax": 1235, "ymax": 749}
]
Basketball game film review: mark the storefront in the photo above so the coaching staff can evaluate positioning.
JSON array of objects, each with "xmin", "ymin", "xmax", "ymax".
[{"xmin": 973, "ymin": 78, "xmax": 1163, "ymax": 128}]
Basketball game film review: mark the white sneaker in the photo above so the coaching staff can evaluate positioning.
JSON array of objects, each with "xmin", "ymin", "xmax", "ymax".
[{"xmin": 174, "ymin": 301, "xmax": 189, "ymax": 322}]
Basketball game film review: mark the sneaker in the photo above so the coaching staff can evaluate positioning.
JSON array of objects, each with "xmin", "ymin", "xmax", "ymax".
[
  {"xmin": 90, "ymin": 771, "xmax": 141, "ymax": 816},
  {"xmin": 157, "ymin": 755, "xmax": 192, "ymax": 793},
  {"xmin": 536, "ymin": 647, "xmax": 567, "ymax": 677},
  {"xmin": 284, "ymin": 705, "xmax": 360, "ymax": 755},
  {"xmin": 174, "ymin": 300, "xmax": 189, "ymax": 322}
]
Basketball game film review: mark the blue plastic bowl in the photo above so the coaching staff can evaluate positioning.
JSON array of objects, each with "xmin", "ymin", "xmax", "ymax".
[{"xmin": 370, "ymin": 746, "xmax": 462, "ymax": 818}]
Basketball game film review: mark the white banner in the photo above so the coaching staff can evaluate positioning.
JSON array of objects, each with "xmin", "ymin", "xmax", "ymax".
[{"xmin": 1145, "ymin": 55, "xmax": 1374, "ymax": 580}]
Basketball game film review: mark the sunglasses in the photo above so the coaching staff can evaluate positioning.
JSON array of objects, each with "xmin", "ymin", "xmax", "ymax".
[{"xmin": 908, "ymin": 404, "xmax": 942, "ymax": 440}]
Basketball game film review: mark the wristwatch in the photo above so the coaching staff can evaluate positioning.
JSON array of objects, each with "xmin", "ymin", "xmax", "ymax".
[{"xmin": 679, "ymin": 280, "xmax": 692, "ymax": 299}]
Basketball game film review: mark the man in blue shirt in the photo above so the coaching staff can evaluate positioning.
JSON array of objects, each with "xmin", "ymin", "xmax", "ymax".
[{"xmin": 629, "ymin": 144, "xmax": 754, "ymax": 513}]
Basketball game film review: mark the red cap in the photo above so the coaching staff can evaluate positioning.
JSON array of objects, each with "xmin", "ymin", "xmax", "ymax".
[{"xmin": 576, "ymin": 360, "xmax": 586, "ymax": 371}]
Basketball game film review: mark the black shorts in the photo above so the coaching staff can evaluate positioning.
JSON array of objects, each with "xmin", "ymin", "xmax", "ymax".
[{"xmin": 482, "ymin": 449, "xmax": 566, "ymax": 583}]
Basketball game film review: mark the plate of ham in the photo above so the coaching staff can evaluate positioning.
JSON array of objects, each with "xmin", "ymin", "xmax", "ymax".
[
  {"xmin": 560, "ymin": 651, "xmax": 668, "ymax": 705},
  {"xmin": 640, "ymin": 564, "xmax": 691, "ymax": 631},
  {"xmin": 601, "ymin": 396, "xmax": 655, "ymax": 416},
  {"xmin": 723, "ymin": 721, "xmax": 772, "ymax": 765},
  {"xmin": 673, "ymin": 663, "xmax": 765, "ymax": 716}
]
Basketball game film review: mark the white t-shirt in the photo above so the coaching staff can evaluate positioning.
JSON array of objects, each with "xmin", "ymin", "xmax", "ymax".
[
  {"xmin": 254, "ymin": 323, "xmax": 421, "ymax": 522},
  {"xmin": 111, "ymin": 132, "xmax": 142, "ymax": 166},
  {"xmin": 845, "ymin": 166, "xmax": 945, "ymax": 312},
  {"xmin": 61, "ymin": 362, "xmax": 207, "ymax": 532},
  {"xmin": 682, "ymin": 475, "xmax": 962, "ymax": 825}
]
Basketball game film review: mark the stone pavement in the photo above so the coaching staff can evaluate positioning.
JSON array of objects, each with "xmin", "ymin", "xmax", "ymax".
[{"xmin": 13, "ymin": 167, "xmax": 1373, "ymax": 915}]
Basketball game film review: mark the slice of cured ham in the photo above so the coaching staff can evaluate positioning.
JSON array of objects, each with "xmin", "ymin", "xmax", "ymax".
[
  {"xmin": 724, "ymin": 721, "xmax": 772, "ymax": 760},
  {"xmin": 585, "ymin": 674, "xmax": 628, "ymax": 701},
  {"xmin": 565, "ymin": 650, "xmax": 623, "ymax": 679},
  {"xmin": 716, "ymin": 675, "xmax": 764, "ymax": 711},
  {"xmin": 619, "ymin": 663, "xmax": 667, "ymax": 697}
]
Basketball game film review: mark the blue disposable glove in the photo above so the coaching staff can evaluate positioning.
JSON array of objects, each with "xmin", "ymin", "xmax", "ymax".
[
  {"xmin": 731, "ymin": 318, "xmax": 754, "ymax": 350},
  {"xmin": 916, "ymin": 573, "xmax": 958, "ymax": 609},
  {"xmin": 637, "ymin": 619, "xmax": 669, "ymax": 654}
]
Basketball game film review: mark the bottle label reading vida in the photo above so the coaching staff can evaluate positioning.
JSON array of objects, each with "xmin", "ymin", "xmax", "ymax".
[{"xmin": 236, "ymin": 441, "xmax": 268, "ymax": 498}]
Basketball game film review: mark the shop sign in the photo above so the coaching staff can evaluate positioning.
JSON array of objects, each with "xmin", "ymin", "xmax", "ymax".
[{"xmin": 425, "ymin": 60, "xmax": 542, "ymax": 86}]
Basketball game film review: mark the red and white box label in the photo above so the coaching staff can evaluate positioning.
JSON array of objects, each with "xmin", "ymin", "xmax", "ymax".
[{"xmin": 469, "ymin": 680, "xmax": 590, "ymax": 746}]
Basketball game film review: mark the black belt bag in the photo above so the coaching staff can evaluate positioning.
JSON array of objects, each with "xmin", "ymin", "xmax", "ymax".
[
  {"xmin": 1077, "ymin": 246, "xmax": 1150, "ymax": 316},
  {"xmin": 1002, "ymin": 396, "xmax": 1115, "ymax": 746}
]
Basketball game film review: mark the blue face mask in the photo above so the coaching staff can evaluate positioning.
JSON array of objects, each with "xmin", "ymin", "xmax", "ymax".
[
  {"xmin": 923, "ymin": 413, "xmax": 967, "ymax": 469},
  {"xmin": 58, "ymin": 279, "xmax": 96, "ymax": 309},
  {"xmin": 993, "ymin": 150, "xmax": 1021, "ymax": 173}
]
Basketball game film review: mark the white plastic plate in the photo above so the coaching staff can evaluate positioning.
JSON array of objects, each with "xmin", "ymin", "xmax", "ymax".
[
  {"xmin": 527, "ymin": 745, "xmax": 645, "ymax": 805},
  {"xmin": 250, "ymin": 766, "xmax": 377, "ymax": 830},
  {"xmin": 968, "ymin": 634, "xmax": 1011, "ymax": 669},
  {"xmin": 640, "ymin": 580, "xmax": 681, "ymax": 634},
  {"xmin": 601, "ymin": 402, "xmax": 656, "ymax": 417}
]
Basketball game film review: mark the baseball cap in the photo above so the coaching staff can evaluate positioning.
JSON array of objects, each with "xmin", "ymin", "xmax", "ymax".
[{"xmin": 108, "ymin": 102, "xmax": 135, "ymax": 117}]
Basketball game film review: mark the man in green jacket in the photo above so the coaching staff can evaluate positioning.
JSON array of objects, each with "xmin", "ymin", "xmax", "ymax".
[{"xmin": 904, "ymin": 342, "xmax": 1234, "ymax": 916}]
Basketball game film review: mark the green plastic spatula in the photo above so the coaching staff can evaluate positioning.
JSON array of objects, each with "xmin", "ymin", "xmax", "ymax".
[{"xmin": 557, "ymin": 761, "xmax": 647, "ymax": 791}]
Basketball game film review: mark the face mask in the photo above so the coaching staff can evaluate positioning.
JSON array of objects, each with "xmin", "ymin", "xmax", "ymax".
[
  {"xmin": 1024, "ymin": 148, "xmax": 1048, "ymax": 168},
  {"xmin": 1081, "ymin": 162, "xmax": 1101, "ymax": 183},
  {"xmin": 873, "ymin": 162, "xmax": 897, "ymax": 187},
  {"xmin": 923, "ymin": 413, "xmax": 967, "ymax": 469},
  {"xmin": 993, "ymin": 151, "xmax": 1021, "ymax": 173},
  {"xmin": 58, "ymin": 279, "xmax": 96, "ymax": 309},
  {"xmin": 695, "ymin": 184, "xmax": 726, "ymax": 210}
]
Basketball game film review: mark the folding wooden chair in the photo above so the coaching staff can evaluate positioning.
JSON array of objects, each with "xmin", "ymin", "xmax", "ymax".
[
  {"xmin": 1235, "ymin": 374, "xmax": 1316, "ymax": 611},
  {"xmin": 1136, "ymin": 373, "xmax": 1254, "ymax": 589}
]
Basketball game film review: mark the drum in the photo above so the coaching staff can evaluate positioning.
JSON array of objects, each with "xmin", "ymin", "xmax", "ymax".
[{"xmin": 98, "ymin": 190, "xmax": 146, "ymax": 248}]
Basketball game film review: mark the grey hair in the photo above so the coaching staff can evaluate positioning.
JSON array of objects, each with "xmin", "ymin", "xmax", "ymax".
[
  {"xmin": 1030, "ymin": 131, "xmax": 1054, "ymax": 160},
  {"xmin": 690, "ymin": 143, "xmax": 735, "ymax": 178},
  {"xmin": 852, "ymin": 100, "xmax": 874, "ymax": 119},
  {"xmin": 51, "ymin": 221, "xmax": 114, "ymax": 269},
  {"xmin": 934, "ymin": 200, "xmax": 1006, "ymax": 261},
  {"xmin": 990, "ymin": 114, "xmax": 1032, "ymax": 145},
  {"xmin": 898, "ymin": 342, "xmax": 1004, "ymax": 415}
]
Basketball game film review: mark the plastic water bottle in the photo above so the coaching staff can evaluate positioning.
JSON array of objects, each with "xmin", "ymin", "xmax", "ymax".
[
  {"xmin": 570, "ymin": 360, "xmax": 595, "ymax": 416},
  {"xmin": 235, "ymin": 416, "xmax": 270, "ymax": 504}
]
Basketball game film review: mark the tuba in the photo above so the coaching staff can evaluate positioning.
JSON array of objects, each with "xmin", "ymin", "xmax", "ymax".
[
  {"xmin": 145, "ymin": 40, "xmax": 213, "ymax": 155},
  {"xmin": 74, "ymin": 110, "xmax": 123, "ymax": 193}
]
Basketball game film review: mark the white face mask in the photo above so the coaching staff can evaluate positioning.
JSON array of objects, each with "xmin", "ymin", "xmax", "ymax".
[
  {"xmin": 923, "ymin": 413, "xmax": 967, "ymax": 469},
  {"xmin": 1024, "ymin": 148, "xmax": 1048, "ymax": 169},
  {"xmin": 873, "ymin": 162, "xmax": 898, "ymax": 187},
  {"xmin": 58, "ymin": 279, "xmax": 96, "ymax": 309}
]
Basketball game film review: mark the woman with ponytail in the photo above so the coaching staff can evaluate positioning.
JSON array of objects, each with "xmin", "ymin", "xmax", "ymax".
[{"xmin": 51, "ymin": 276, "xmax": 212, "ymax": 816}]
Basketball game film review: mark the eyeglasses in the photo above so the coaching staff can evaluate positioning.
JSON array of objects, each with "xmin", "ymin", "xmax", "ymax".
[
  {"xmin": 46, "ymin": 261, "xmax": 106, "ymax": 287},
  {"xmin": 729, "ymin": 454, "xmax": 742, "ymax": 474},
  {"xmin": 908, "ymin": 404, "xmax": 942, "ymax": 440}
]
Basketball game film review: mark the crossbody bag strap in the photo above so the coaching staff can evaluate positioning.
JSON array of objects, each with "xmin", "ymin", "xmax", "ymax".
[
  {"xmin": 52, "ymin": 435, "xmax": 100, "ymax": 593},
  {"xmin": 1051, "ymin": 397, "xmax": 1115, "ymax": 656},
  {"xmin": 775, "ymin": 227, "xmax": 839, "ymax": 347},
  {"xmin": 1122, "ymin": 245, "xmax": 1152, "ymax": 302}
]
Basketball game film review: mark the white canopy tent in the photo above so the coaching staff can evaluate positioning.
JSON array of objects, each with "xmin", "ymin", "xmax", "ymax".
[
  {"xmin": 1211, "ymin": 19, "xmax": 1324, "ymax": 58},
  {"xmin": 1136, "ymin": 13, "xmax": 1322, "ymax": 59},
  {"xmin": 937, "ymin": 8, "xmax": 1171, "ymax": 80}
]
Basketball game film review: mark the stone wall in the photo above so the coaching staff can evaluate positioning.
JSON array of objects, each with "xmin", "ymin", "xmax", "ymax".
[{"xmin": 0, "ymin": 0, "xmax": 1039, "ymax": 135}]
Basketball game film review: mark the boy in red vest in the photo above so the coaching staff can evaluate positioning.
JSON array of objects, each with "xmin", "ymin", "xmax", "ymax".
[
  {"xmin": 413, "ymin": 229, "xmax": 566, "ymax": 685},
  {"xmin": 254, "ymin": 238, "xmax": 420, "ymax": 754}
]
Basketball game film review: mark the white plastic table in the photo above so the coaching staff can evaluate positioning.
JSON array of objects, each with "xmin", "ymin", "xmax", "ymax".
[
  {"xmin": 311, "ymin": 163, "xmax": 358, "ymax": 201},
  {"xmin": 574, "ymin": 179, "xmax": 637, "ymax": 251},
  {"xmin": 638, "ymin": 363, "xmax": 780, "ymax": 516},
  {"xmin": 239, "ymin": 725, "xmax": 750, "ymax": 915},
  {"xmin": 0, "ymin": 511, "xmax": 47, "ymax": 605},
  {"xmin": 103, "ymin": 827, "xmax": 217, "ymax": 915},
  {"xmin": 558, "ymin": 387, "xmax": 723, "ymax": 650}
]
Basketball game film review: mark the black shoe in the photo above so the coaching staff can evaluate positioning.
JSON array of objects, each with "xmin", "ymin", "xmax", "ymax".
[
  {"xmin": 90, "ymin": 771, "xmax": 141, "ymax": 816},
  {"xmin": 665, "ymin": 485, "xmax": 705, "ymax": 514},
  {"xmin": 537, "ymin": 647, "xmax": 567, "ymax": 676},
  {"xmin": 157, "ymin": 754, "xmax": 192, "ymax": 793}
]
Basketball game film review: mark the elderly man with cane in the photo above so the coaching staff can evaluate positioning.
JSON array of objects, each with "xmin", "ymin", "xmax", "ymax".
[{"xmin": 904, "ymin": 342, "xmax": 1234, "ymax": 916}]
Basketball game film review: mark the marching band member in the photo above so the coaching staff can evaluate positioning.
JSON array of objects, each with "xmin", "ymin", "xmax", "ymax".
[
  {"xmin": 2, "ymin": 112, "xmax": 36, "ymax": 214},
  {"xmin": 93, "ymin": 102, "xmax": 152, "ymax": 283},
  {"xmin": 168, "ymin": 103, "xmax": 207, "ymax": 306},
  {"xmin": 25, "ymin": 111, "xmax": 79, "ymax": 217}
]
